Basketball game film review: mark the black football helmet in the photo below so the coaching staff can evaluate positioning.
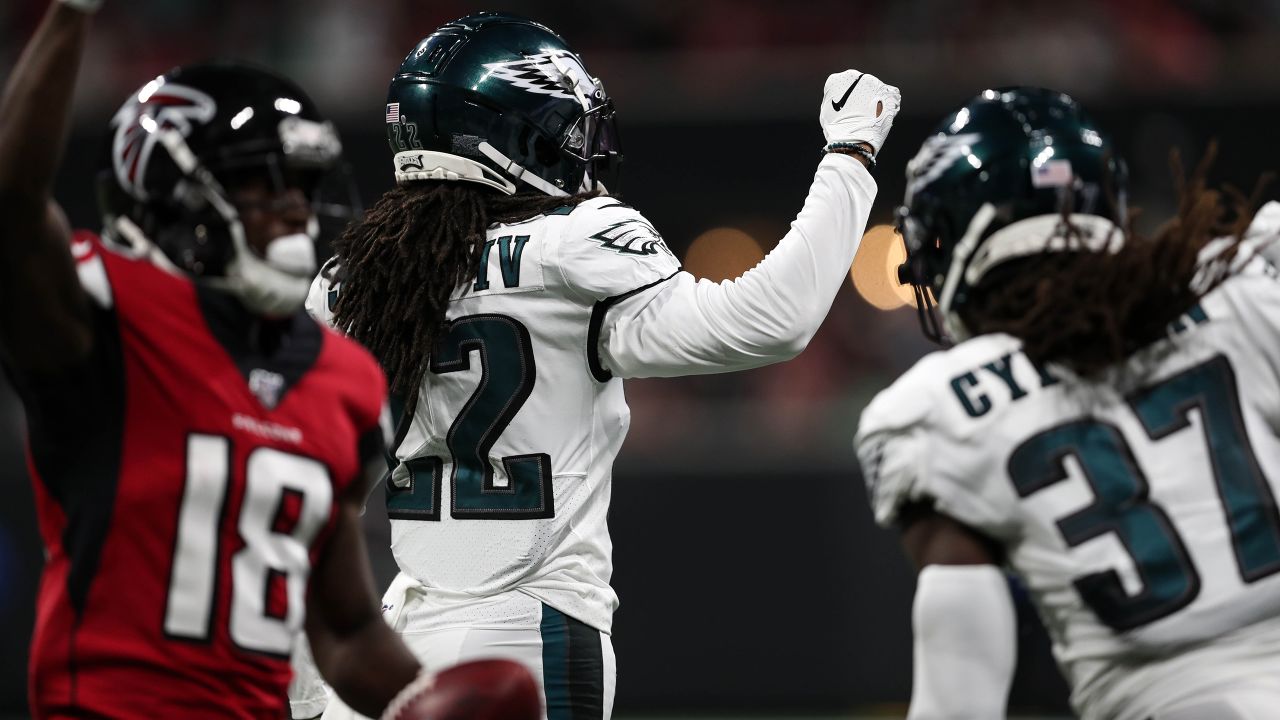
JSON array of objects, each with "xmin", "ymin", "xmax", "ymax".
[
  {"xmin": 97, "ymin": 62, "xmax": 350, "ymax": 315},
  {"xmin": 897, "ymin": 87, "xmax": 1128, "ymax": 342},
  {"xmin": 385, "ymin": 12, "xmax": 621, "ymax": 196}
]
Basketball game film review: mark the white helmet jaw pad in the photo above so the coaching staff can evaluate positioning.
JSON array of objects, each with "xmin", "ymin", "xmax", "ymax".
[
  {"xmin": 392, "ymin": 143, "xmax": 575, "ymax": 198},
  {"xmin": 393, "ymin": 149, "xmax": 517, "ymax": 194}
]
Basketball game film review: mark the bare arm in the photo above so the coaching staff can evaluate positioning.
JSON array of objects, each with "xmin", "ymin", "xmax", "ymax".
[
  {"xmin": 897, "ymin": 502, "xmax": 1015, "ymax": 720},
  {"xmin": 305, "ymin": 462, "xmax": 421, "ymax": 718},
  {"xmin": 0, "ymin": 1, "xmax": 95, "ymax": 372},
  {"xmin": 898, "ymin": 500, "xmax": 1003, "ymax": 570}
]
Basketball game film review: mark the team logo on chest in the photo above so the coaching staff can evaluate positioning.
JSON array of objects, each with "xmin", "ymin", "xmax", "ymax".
[
  {"xmin": 588, "ymin": 218, "xmax": 675, "ymax": 258},
  {"xmin": 248, "ymin": 368, "xmax": 286, "ymax": 410}
]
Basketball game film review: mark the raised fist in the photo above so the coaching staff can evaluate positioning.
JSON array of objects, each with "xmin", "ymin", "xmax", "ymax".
[{"xmin": 820, "ymin": 70, "xmax": 901, "ymax": 157}]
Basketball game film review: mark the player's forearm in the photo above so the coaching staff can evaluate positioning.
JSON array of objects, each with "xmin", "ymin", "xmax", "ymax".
[
  {"xmin": 602, "ymin": 153, "xmax": 875, "ymax": 377},
  {"xmin": 308, "ymin": 612, "xmax": 421, "ymax": 718},
  {"xmin": 0, "ymin": 3, "xmax": 95, "ymax": 371},
  {"xmin": 0, "ymin": 3, "xmax": 90, "ymax": 214},
  {"xmin": 306, "ymin": 493, "xmax": 420, "ymax": 718}
]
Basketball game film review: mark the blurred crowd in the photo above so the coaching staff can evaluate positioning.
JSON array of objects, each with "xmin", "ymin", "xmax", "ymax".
[{"xmin": 5, "ymin": 0, "xmax": 1280, "ymax": 120}]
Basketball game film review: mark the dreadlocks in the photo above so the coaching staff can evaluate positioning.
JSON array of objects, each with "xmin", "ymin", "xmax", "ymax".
[
  {"xmin": 330, "ymin": 183, "xmax": 596, "ymax": 399},
  {"xmin": 961, "ymin": 146, "xmax": 1272, "ymax": 377}
]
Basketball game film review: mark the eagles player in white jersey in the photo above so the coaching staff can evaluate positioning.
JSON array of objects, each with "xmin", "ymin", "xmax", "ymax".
[
  {"xmin": 290, "ymin": 12, "xmax": 900, "ymax": 720},
  {"xmin": 856, "ymin": 86, "xmax": 1280, "ymax": 720}
]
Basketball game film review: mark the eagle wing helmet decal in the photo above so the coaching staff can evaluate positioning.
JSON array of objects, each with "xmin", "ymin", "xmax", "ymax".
[
  {"xmin": 904, "ymin": 132, "xmax": 982, "ymax": 205},
  {"xmin": 483, "ymin": 51, "xmax": 600, "ymax": 107}
]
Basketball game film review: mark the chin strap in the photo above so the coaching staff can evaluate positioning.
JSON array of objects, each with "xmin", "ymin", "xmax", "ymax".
[
  {"xmin": 478, "ymin": 142, "xmax": 568, "ymax": 197},
  {"xmin": 222, "ymin": 233, "xmax": 317, "ymax": 318},
  {"xmin": 936, "ymin": 203, "xmax": 999, "ymax": 343},
  {"xmin": 104, "ymin": 215, "xmax": 183, "ymax": 274}
]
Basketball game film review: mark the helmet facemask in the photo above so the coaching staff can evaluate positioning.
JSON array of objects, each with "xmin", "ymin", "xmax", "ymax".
[
  {"xmin": 98, "ymin": 66, "xmax": 355, "ymax": 318},
  {"xmin": 564, "ymin": 96, "xmax": 622, "ymax": 194},
  {"xmin": 895, "ymin": 206, "xmax": 948, "ymax": 345},
  {"xmin": 896, "ymin": 200, "xmax": 1004, "ymax": 345}
]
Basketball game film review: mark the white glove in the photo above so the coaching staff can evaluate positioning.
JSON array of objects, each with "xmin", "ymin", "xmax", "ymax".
[
  {"xmin": 57, "ymin": 0, "xmax": 104, "ymax": 13},
  {"xmin": 820, "ymin": 70, "xmax": 901, "ymax": 158}
]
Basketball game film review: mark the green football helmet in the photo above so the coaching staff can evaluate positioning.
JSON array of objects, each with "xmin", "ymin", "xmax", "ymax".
[
  {"xmin": 385, "ymin": 12, "xmax": 620, "ymax": 197},
  {"xmin": 897, "ymin": 87, "xmax": 1127, "ymax": 342}
]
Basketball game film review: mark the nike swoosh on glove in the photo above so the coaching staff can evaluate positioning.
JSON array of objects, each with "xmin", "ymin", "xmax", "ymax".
[{"xmin": 820, "ymin": 70, "xmax": 901, "ymax": 158}]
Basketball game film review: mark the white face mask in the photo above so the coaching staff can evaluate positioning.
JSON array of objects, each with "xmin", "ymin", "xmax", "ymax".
[{"xmin": 225, "ymin": 232, "xmax": 317, "ymax": 318}]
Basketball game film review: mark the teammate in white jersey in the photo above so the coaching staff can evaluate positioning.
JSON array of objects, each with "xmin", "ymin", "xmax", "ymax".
[
  {"xmin": 290, "ymin": 12, "xmax": 899, "ymax": 720},
  {"xmin": 856, "ymin": 86, "xmax": 1280, "ymax": 720}
]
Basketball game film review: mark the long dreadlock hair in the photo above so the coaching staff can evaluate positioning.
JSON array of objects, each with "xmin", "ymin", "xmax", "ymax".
[
  {"xmin": 961, "ymin": 145, "xmax": 1273, "ymax": 377},
  {"xmin": 330, "ymin": 183, "xmax": 596, "ymax": 400}
]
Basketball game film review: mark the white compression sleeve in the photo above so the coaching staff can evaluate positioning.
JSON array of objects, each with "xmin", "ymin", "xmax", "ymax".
[
  {"xmin": 598, "ymin": 152, "xmax": 876, "ymax": 378},
  {"xmin": 908, "ymin": 565, "xmax": 1016, "ymax": 720}
]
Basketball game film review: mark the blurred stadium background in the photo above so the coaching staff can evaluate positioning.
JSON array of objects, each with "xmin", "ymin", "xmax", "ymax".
[{"xmin": 3, "ymin": 0, "xmax": 1279, "ymax": 717}]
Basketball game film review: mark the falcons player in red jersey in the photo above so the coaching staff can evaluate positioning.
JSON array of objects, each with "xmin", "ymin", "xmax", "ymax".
[{"xmin": 0, "ymin": 1, "xmax": 539, "ymax": 719}]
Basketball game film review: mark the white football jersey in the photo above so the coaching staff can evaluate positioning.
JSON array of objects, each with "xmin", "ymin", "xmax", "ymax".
[
  {"xmin": 857, "ymin": 218, "xmax": 1280, "ymax": 719},
  {"xmin": 309, "ymin": 155, "xmax": 875, "ymax": 637},
  {"xmin": 311, "ymin": 197, "xmax": 679, "ymax": 633}
]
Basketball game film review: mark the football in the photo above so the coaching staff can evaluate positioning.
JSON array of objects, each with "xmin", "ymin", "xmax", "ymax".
[{"xmin": 381, "ymin": 659, "xmax": 541, "ymax": 720}]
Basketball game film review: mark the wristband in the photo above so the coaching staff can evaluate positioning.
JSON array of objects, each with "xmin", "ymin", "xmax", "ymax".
[
  {"xmin": 824, "ymin": 142, "xmax": 876, "ymax": 170},
  {"xmin": 57, "ymin": 0, "xmax": 103, "ymax": 14}
]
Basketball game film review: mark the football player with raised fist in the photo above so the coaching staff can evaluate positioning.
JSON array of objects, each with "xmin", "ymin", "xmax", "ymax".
[
  {"xmin": 857, "ymin": 87, "xmax": 1280, "ymax": 720},
  {"xmin": 0, "ymin": 2, "xmax": 537, "ymax": 719},
  {"xmin": 300, "ymin": 12, "xmax": 899, "ymax": 720}
]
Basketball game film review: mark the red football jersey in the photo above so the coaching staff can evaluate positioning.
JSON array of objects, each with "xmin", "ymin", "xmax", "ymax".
[{"xmin": 16, "ymin": 233, "xmax": 388, "ymax": 719}]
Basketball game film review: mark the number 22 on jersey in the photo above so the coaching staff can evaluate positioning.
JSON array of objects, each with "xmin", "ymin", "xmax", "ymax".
[{"xmin": 386, "ymin": 314, "xmax": 555, "ymax": 521}]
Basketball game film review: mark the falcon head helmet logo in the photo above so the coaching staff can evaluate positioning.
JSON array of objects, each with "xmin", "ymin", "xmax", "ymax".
[{"xmin": 110, "ymin": 79, "xmax": 217, "ymax": 200}]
